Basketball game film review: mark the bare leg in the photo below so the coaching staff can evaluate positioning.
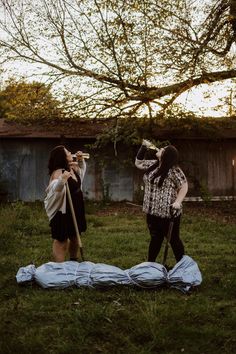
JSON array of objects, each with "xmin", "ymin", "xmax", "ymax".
[
  {"xmin": 68, "ymin": 237, "xmax": 79, "ymax": 260},
  {"xmin": 52, "ymin": 239, "xmax": 68, "ymax": 262}
]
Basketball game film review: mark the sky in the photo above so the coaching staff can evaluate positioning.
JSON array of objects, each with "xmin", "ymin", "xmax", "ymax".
[{"xmin": 0, "ymin": 1, "xmax": 235, "ymax": 118}]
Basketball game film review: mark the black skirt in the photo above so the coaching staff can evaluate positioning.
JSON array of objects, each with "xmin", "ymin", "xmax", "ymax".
[{"xmin": 50, "ymin": 174, "xmax": 87, "ymax": 242}]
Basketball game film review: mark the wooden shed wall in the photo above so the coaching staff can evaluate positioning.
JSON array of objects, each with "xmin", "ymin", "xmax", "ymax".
[
  {"xmin": 0, "ymin": 138, "xmax": 134, "ymax": 202},
  {"xmin": 0, "ymin": 137, "xmax": 236, "ymax": 202},
  {"xmin": 175, "ymin": 139, "xmax": 236, "ymax": 196}
]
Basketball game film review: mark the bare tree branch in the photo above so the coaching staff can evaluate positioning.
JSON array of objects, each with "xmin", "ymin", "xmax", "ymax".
[{"xmin": 0, "ymin": 0, "xmax": 235, "ymax": 119}]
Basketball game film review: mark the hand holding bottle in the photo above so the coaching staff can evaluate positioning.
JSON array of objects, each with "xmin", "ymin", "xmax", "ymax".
[{"xmin": 142, "ymin": 139, "xmax": 159, "ymax": 151}]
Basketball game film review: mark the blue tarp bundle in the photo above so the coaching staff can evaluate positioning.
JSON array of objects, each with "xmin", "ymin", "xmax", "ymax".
[{"xmin": 16, "ymin": 255, "xmax": 202, "ymax": 293}]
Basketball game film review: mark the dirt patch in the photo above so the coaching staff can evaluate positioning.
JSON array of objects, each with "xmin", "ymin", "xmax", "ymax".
[
  {"xmin": 94, "ymin": 201, "xmax": 236, "ymax": 223},
  {"xmin": 94, "ymin": 202, "xmax": 143, "ymax": 217}
]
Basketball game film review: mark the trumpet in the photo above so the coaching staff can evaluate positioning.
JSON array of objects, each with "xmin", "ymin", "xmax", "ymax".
[
  {"xmin": 72, "ymin": 153, "xmax": 90, "ymax": 160},
  {"xmin": 142, "ymin": 139, "xmax": 159, "ymax": 151}
]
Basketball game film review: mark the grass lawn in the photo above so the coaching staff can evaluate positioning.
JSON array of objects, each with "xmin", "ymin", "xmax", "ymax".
[{"xmin": 0, "ymin": 201, "xmax": 235, "ymax": 354}]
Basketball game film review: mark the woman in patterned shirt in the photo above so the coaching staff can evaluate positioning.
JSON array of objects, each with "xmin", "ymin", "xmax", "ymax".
[{"xmin": 135, "ymin": 142, "xmax": 188, "ymax": 263}]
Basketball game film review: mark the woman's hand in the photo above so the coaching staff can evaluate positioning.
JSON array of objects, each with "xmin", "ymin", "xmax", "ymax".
[
  {"xmin": 61, "ymin": 170, "xmax": 72, "ymax": 182},
  {"xmin": 172, "ymin": 201, "xmax": 181, "ymax": 210},
  {"xmin": 75, "ymin": 151, "xmax": 84, "ymax": 161},
  {"xmin": 171, "ymin": 201, "xmax": 181, "ymax": 217},
  {"xmin": 68, "ymin": 151, "xmax": 83, "ymax": 168}
]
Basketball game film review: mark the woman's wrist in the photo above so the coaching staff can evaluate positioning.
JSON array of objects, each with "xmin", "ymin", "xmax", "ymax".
[{"xmin": 172, "ymin": 201, "xmax": 181, "ymax": 209}]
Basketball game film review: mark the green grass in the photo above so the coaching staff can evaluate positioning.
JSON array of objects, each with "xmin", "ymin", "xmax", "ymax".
[{"xmin": 0, "ymin": 201, "xmax": 236, "ymax": 354}]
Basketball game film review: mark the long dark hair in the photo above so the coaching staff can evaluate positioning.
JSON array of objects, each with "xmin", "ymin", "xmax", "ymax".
[
  {"xmin": 150, "ymin": 145, "xmax": 179, "ymax": 187},
  {"xmin": 48, "ymin": 145, "xmax": 70, "ymax": 175}
]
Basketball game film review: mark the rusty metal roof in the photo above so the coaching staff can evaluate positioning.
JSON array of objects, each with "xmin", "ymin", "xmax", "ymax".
[
  {"xmin": 0, "ymin": 118, "xmax": 109, "ymax": 139},
  {"xmin": 0, "ymin": 118, "xmax": 236, "ymax": 139}
]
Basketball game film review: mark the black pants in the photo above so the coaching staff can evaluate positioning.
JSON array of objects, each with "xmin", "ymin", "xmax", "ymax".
[{"xmin": 146, "ymin": 214, "xmax": 184, "ymax": 263}]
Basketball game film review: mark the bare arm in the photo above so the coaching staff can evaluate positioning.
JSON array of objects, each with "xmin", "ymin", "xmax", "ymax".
[
  {"xmin": 172, "ymin": 181, "xmax": 188, "ymax": 209},
  {"xmin": 69, "ymin": 151, "xmax": 87, "ymax": 182},
  {"xmin": 135, "ymin": 144, "xmax": 158, "ymax": 170}
]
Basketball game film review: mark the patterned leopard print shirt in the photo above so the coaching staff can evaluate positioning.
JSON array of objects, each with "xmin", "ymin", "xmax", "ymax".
[{"xmin": 135, "ymin": 158, "xmax": 187, "ymax": 218}]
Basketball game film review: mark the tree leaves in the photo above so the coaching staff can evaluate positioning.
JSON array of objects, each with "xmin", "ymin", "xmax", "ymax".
[{"xmin": 0, "ymin": 79, "xmax": 64, "ymax": 123}]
